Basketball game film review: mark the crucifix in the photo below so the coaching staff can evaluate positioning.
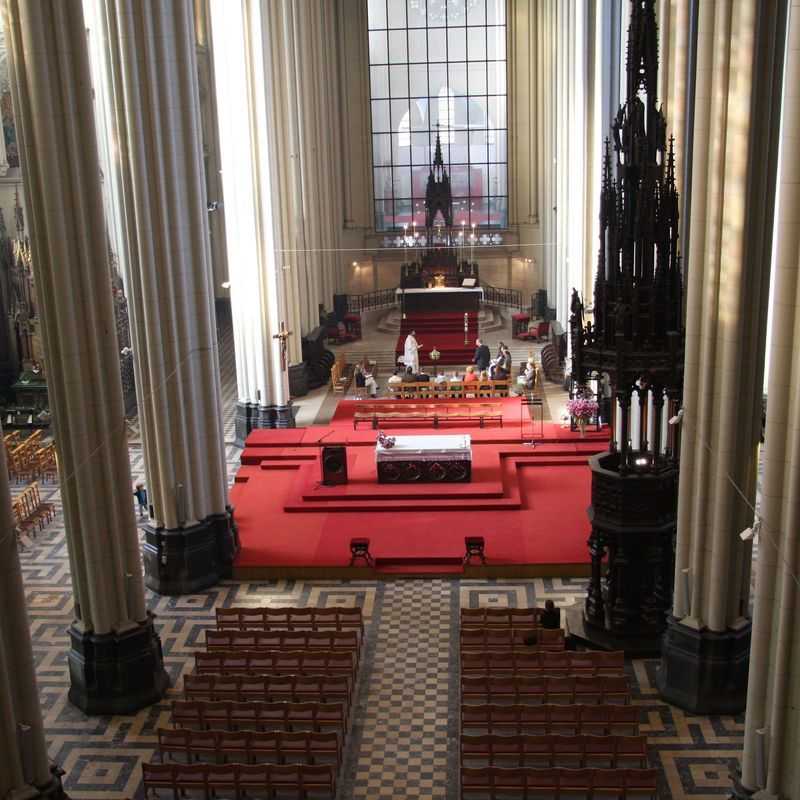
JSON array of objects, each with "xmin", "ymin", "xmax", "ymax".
[{"xmin": 273, "ymin": 321, "xmax": 293, "ymax": 372}]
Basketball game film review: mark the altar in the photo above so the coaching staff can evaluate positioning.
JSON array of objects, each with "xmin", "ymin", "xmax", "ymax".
[
  {"xmin": 376, "ymin": 434, "xmax": 472, "ymax": 483},
  {"xmin": 396, "ymin": 286, "xmax": 483, "ymax": 313}
]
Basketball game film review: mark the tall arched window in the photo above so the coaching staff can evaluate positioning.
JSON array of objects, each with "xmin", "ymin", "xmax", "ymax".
[{"xmin": 368, "ymin": 0, "xmax": 507, "ymax": 231}]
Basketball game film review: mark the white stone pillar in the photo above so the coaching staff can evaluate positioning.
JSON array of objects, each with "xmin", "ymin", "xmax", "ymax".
[
  {"xmin": 4, "ymin": 0, "xmax": 167, "ymax": 712},
  {"xmin": 100, "ymin": 0, "xmax": 236, "ymax": 595},
  {"xmin": 0, "ymin": 421, "xmax": 62, "ymax": 797},
  {"xmin": 657, "ymin": 0, "xmax": 786, "ymax": 715},
  {"xmin": 738, "ymin": 3, "xmax": 800, "ymax": 795},
  {"xmin": 209, "ymin": 0, "xmax": 292, "ymax": 443},
  {"xmin": 206, "ymin": 0, "xmax": 345, "ymax": 435}
]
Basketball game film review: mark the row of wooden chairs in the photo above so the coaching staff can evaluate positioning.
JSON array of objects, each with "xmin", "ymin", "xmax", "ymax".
[
  {"xmin": 461, "ymin": 766, "xmax": 658, "ymax": 799},
  {"xmin": 172, "ymin": 700, "xmax": 347, "ymax": 735},
  {"xmin": 6, "ymin": 433, "xmax": 57, "ymax": 482},
  {"xmin": 461, "ymin": 734, "xmax": 648, "ymax": 769},
  {"xmin": 461, "ymin": 608, "xmax": 546, "ymax": 628},
  {"xmin": 142, "ymin": 761, "xmax": 335, "ymax": 799},
  {"xmin": 388, "ymin": 380, "xmax": 511, "ymax": 399},
  {"xmin": 183, "ymin": 673, "xmax": 352, "ymax": 706},
  {"xmin": 462, "ymin": 704, "xmax": 640, "ymax": 738},
  {"xmin": 194, "ymin": 649, "xmax": 356, "ymax": 676},
  {"xmin": 12, "ymin": 481, "xmax": 56, "ymax": 538},
  {"xmin": 461, "ymin": 675, "xmax": 630, "ymax": 706},
  {"xmin": 205, "ymin": 630, "xmax": 360, "ymax": 661},
  {"xmin": 215, "ymin": 606, "xmax": 363, "ymax": 632},
  {"xmin": 460, "ymin": 627, "xmax": 566, "ymax": 652},
  {"xmin": 461, "ymin": 651, "xmax": 625, "ymax": 675},
  {"xmin": 157, "ymin": 727, "xmax": 341, "ymax": 766}
]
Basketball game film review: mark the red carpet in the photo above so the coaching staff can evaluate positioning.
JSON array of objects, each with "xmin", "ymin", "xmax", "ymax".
[
  {"xmin": 395, "ymin": 311, "xmax": 479, "ymax": 366},
  {"xmin": 232, "ymin": 400, "xmax": 610, "ymax": 577}
]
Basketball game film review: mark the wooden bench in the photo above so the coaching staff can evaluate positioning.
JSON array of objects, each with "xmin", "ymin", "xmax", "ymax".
[
  {"xmin": 388, "ymin": 380, "xmax": 510, "ymax": 400},
  {"xmin": 460, "ymin": 704, "xmax": 641, "ymax": 737},
  {"xmin": 460, "ymin": 674, "xmax": 630, "ymax": 705},
  {"xmin": 216, "ymin": 606, "xmax": 363, "ymax": 633},
  {"xmin": 460, "ymin": 650, "xmax": 625, "ymax": 675},
  {"xmin": 194, "ymin": 649, "xmax": 357, "ymax": 676},
  {"xmin": 156, "ymin": 727, "xmax": 341, "ymax": 766},
  {"xmin": 353, "ymin": 402, "xmax": 504, "ymax": 429}
]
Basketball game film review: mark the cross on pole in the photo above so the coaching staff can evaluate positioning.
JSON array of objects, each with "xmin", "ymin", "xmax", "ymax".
[{"xmin": 273, "ymin": 321, "xmax": 293, "ymax": 372}]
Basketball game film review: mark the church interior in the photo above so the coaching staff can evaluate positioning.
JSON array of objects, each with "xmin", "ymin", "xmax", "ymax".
[{"xmin": 1, "ymin": 0, "xmax": 799, "ymax": 798}]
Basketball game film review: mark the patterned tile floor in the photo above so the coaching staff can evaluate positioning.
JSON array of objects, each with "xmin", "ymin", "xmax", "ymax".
[
  {"xmin": 15, "ymin": 496, "xmax": 746, "ymax": 799},
  {"xmin": 11, "ymin": 306, "xmax": 748, "ymax": 798}
]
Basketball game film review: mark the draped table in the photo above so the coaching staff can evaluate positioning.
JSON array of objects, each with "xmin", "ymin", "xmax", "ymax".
[{"xmin": 376, "ymin": 434, "xmax": 472, "ymax": 483}]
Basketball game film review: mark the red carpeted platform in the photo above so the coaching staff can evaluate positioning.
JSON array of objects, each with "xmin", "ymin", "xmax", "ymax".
[
  {"xmin": 395, "ymin": 311, "xmax": 478, "ymax": 366},
  {"xmin": 232, "ymin": 400, "xmax": 610, "ymax": 578}
]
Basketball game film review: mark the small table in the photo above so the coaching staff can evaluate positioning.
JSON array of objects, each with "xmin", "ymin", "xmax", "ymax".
[{"xmin": 376, "ymin": 434, "xmax": 472, "ymax": 483}]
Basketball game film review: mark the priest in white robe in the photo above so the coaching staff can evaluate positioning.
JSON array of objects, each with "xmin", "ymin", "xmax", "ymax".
[{"xmin": 403, "ymin": 330, "xmax": 422, "ymax": 374}]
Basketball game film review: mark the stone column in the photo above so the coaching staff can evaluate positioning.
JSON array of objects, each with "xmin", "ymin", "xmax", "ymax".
[
  {"xmin": 4, "ymin": 0, "xmax": 168, "ymax": 713},
  {"xmin": 209, "ymin": 0, "xmax": 293, "ymax": 444},
  {"xmin": 657, "ymin": 0, "xmax": 786, "ymax": 714},
  {"xmin": 0, "ymin": 422, "xmax": 66, "ymax": 798},
  {"xmin": 736, "ymin": 3, "xmax": 800, "ymax": 795},
  {"xmin": 207, "ymin": 0, "xmax": 345, "ymax": 439},
  {"xmin": 102, "ymin": 0, "xmax": 237, "ymax": 595}
]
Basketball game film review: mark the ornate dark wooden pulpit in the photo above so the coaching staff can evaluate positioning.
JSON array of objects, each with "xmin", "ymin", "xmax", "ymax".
[{"xmin": 568, "ymin": 0, "xmax": 684, "ymax": 653}]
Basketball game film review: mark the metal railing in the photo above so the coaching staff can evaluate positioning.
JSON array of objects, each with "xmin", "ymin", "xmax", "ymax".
[
  {"xmin": 346, "ymin": 288, "xmax": 397, "ymax": 314},
  {"xmin": 481, "ymin": 284, "xmax": 523, "ymax": 310}
]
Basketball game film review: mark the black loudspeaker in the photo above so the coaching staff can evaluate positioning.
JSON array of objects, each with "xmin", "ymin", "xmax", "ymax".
[
  {"xmin": 333, "ymin": 294, "xmax": 349, "ymax": 321},
  {"xmin": 321, "ymin": 446, "xmax": 348, "ymax": 485}
]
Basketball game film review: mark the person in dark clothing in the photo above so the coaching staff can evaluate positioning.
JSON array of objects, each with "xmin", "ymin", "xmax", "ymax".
[
  {"xmin": 401, "ymin": 366, "xmax": 416, "ymax": 383},
  {"xmin": 415, "ymin": 371, "xmax": 430, "ymax": 382},
  {"xmin": 540, "ymin": 599, "xmax": 561, "ymax": 630},
  {"xmin": 523, "ymin": 600, "xmax": 561, "ymax": 646},
  {"xmin": 474, "ymin": 338, "xmax": 491, "ymax": 371}
]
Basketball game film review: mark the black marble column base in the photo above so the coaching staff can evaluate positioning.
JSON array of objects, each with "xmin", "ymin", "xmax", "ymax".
[
  {"xmin": 23, "ymin": 764, "xmax": 71, "ymax": 799},
  {"xmin": 566, "ymin": 606, "xmax": 664, "ymax": 657},
  {"xmin": 235, "ymin": 401, "xmax": 296, "ymax": 445},
  {"xmin": 728, "ymin": 766, "xmax": 760, "ymax": 799},
  {"xmin": 67, "ymin": 612, "xmax": 169, "ymax": 715},
  {"xmin": 142, "ymin": 506, "xmax": 239, "ymax": 595},
  {"xmin": 657, "ymin": 615, "xmax": 751, "ymax": 714}
]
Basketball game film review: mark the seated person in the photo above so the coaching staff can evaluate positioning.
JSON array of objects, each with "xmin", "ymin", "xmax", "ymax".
[
  {"xmin": 433, "ymin": 371, "xmax": 448, "ymax": 385},
  {"xmin": 387, "ymin": 369, "xmax": 403, "ymax": 388},
  {"xmin": 449, "ymin": 371, "xmax": 463, "ymax": 382},
  {"xmin": 354, "ymin": 364, "xmax": 366, "ymax": 389},
  {"xmin": 479, "ymin": 369, "xmax": 490, "ymax": 382},
  {"xmin": 363, "ymin": 366, "xmax": 378, "ymax": 398},
  {"xmin": 515, "ymin": 358, "xmax": 537, "ymax": 393},
  {"xmin": 523, "ymin": 601, "xmax": 561, "ymax": 645},
  {"xmin": 463, "ymin": 365, "xmax": 479, "ymax": 384},
  {"xmin": 415, "ymin": 369, "xmax": 431, "ymax": 382},
  {"xmin": 540, "ymin": 599, "xmax": 561, "ymax": 630},
  {"xmin": 401, "ymin": 366, "xmax": 416, "ymax": 383}
]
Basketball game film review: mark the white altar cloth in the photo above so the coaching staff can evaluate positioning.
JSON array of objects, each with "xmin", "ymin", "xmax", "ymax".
[{"xmin": 376, "ymin": 434, "xmax": 472, "ymax": 463}]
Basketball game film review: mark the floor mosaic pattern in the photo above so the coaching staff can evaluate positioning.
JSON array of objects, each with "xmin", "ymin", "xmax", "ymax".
[{"xmin": 15, "ymin": 493, "xmax": 747, "ymax": 799}]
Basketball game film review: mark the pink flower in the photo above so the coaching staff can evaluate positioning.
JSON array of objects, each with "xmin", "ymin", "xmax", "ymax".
[{"xmin": 567, "ymin": 397, "xmax": 599, "ymax": 420}]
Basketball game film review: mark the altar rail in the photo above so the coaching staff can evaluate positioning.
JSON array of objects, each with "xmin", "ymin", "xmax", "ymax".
[
  {"xmin": 346, "ymin": 288, "xmax": 397, "ymax": 314},
  {"xmin": 481, "ymin": 284, "xmax": 522, "ymax": 309}
]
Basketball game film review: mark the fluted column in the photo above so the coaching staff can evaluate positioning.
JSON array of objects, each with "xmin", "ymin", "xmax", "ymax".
[
  {"xmin": 657, "ymin": 0, "xmax": 786, "ymax": 715},
  {"xmin": 102, "ymin": 0, "xmax": 236, "ymax": 595},
  {"xmin": 209, "ymin": 0, "xmax": 293, "ymax": 443},
  {"xmin": 0, "ymin": 421, "xmax": 65, "ymax": 797},
  {"xmin": 737, "ymin": 3, "xmax": 800, "ymax": 795},
  {"xmin": 206, "ymin": 0, "xmax": 345, "ymax": 436},
  {"xmin": 4, "ymin": 0, "xmax": 167, "ymax": 713}
]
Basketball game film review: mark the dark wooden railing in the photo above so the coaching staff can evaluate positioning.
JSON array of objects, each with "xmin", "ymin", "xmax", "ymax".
[
  {"xmin": 481, "ymin": 284, "xmax": 523, "ymax": 310},
  {"xmin": 346, "ymin": 288, "xmax": 397, "ymax": 314}
]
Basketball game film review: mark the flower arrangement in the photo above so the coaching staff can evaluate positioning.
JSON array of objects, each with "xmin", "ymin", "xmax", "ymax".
[
  {"xmin": 430, "ymin": 347, "xmax": 441, "ymax": 361},
  {"xmin": 377, "ymin": 431, "xmax": 396, "ymax": 449},
  {"xmin": 566, "ymin": 396, "xmax": 599, "ymax": 421}
]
